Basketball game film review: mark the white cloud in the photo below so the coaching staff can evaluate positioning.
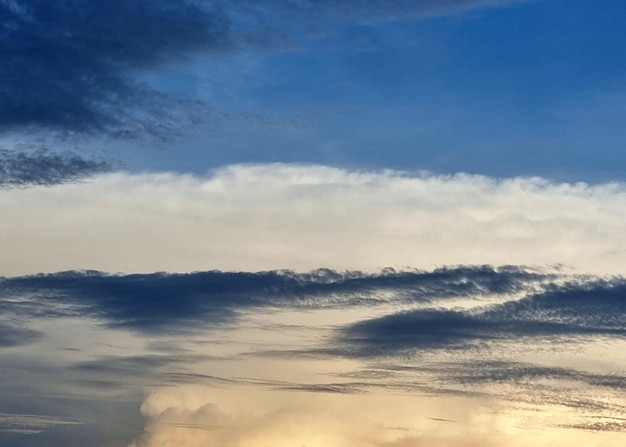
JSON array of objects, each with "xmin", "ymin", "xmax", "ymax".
[
  {"xmin": 2, "ymin": 164, "xmax": 625, "ymax": 276},
  {"xmin": 129, "ymin": 384, "xmax": 626, "ymax": 447}
]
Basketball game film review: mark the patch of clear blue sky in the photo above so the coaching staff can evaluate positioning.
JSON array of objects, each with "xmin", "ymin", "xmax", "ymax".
[{"xmin": 128, "ymin": 0, "xmax": 626, "ymax": 182}]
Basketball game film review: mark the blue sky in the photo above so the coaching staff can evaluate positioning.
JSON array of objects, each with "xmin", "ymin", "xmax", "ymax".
[{"xmin": 3, "ymin": 1, "xmax": 626, "ymax": 447}]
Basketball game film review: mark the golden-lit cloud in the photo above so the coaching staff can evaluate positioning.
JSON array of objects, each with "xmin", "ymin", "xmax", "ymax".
[
  {"xmin": 3, "ymin": 262, "xmax": 626, "ymax": 446},
  {"xmin": 128, "ymin": 385, "xmax": 626, "ymax": 447}
]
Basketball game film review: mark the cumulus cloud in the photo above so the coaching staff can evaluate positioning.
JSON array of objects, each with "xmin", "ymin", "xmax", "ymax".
[
  {"xmin": 129, "ymin": 386, "xmax": 479, "ymax": 447},
  {"xmin": 128, "ymin": 383, "xmax": 625, "ymax": 447},
  {"xmin": 1, "ymin": 164, "xmax": 625, "ymax": 276}
]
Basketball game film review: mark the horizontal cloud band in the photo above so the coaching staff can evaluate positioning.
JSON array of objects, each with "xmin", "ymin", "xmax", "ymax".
[
  {"xmin": 0, "ymin": 265, "xmax": 548, "ymax": 335},
  {"xmin": 1, "ymin": 164, "xmax": 625, "ymax": 276}
]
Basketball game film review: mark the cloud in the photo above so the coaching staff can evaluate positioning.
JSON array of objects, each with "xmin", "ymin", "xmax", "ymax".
[
  {"xmin": 0, "ymin": 265, "xmax": 545, "ymax": 334},
  {"xmin": 337, "ymin": 278, "xmax": 626, "ymax": 356},
  {"xmin": 1, "ymin": 0, "xmax": 528, "ymax": 140},
  {"xmin": 129, "ymin": 381, "xmax": 625, "ymax": 447},
  {"xmin": 132, "ymin": 392, "xmax": 374, "ymax": 447},
  {"xmin": 0, "ymin": 149, "xmax": 114, "ymax": 188},
  {"xmin": 70, "ymin": 354, "xmax": 206, "ymax": 377},
  {"xmin": 358, "ymin": 359, "xmax": 626, "ymax": 412},
  {"xmin": 3, "ymin": 263, "xmax": 626, "ymax": 445},
  {"xmin": 0, "ymin": 412, "xmax": 81, "ymax": 435},
  {"xmin": 1, "ymin": 0, "xmax": 228, "ymax": 137},
  {"xmin": 129, "ymin": 386, "xmax": 462, "ymax": 447},
  {"xmin": 4, "ymin": 265, "xmax": 624, "ymax": 406},
  {"xmin": 1, "ymin": 165, "xmax": 626, "ymax": 276},
  {"xmin": 0, "ymin": 322, "xmax": 43, "ymax": 347},
  {"xmin": 447, "ymin": 360, "xmax": 626, "ymax": 390}
]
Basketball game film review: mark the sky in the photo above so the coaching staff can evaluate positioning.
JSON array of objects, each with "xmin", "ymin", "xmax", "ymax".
[{"xmin": 2, "ymin": 1, "xmax": 626, "ymax": 446}]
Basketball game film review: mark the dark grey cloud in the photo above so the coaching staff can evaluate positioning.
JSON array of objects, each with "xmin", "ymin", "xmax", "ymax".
[
  {"xmin": 6, "ymin": 265, "xmax": 620, "ymax": 372},
  {"xmin": 448, "ymin": 360, "xmax": 626, "ymax": 390},
  {"xmin": 0, "ymin": 149, "xmax": 114, "ymax": 187},
  {"xmin": 1, "ymin": 0, "xmax": 229, "ymax": 138},
  {"xmin": 0, "ymin": 266, "xmax": 550, "ymax": 336},
  {"xmin": 275, "ymin": 383, "xmax": 365, "ymax": 394},
  {"xmin": 1, "ymin": 0, "xmax": 526, "ymax": 140},
  {"xmin": 336, "ymin": 278, "xmax": 626, "ymax": 357},
  {"xmin": 562, "ymin": 419, "xmax": 626, "ymax": 433},
  {"xmin": 0, "ymin": 322, "xmax": 43, "ymax": 348},
  {"xmin": 488, "ymin": 278, "xmax": 626, "ymax": 332}
]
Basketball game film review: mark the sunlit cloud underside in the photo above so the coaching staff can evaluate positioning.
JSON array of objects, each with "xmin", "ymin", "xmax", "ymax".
[{"xmin": 2, "ymin": 263, "xmax": 626, "ymax": 446}]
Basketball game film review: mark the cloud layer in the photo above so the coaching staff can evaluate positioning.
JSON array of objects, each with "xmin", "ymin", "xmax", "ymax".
[
  {"xmin": 1, "ymin": 164, "xmax": 625, "ymax": 276},
  {"xmin": 3, "ymin": 264, "xmax": 626, "ymax": 446},
  {"xmin": 0, "ymin": 265, "xmax": 549, "ymax": 335}
]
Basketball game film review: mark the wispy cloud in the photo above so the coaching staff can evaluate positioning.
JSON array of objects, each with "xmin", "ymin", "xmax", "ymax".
[
  {"xmin": 0, "ymin": 265, "xmax": 545, "ymax": 334},
  {"xmin": 1, "ymin": 0, "xmax": 228, "ymax": 138},
  {"xmin": 3, "ymin": 266, "xmax": 624, "ymax": 395},
  {"xmin": 1, "ymin": 0, "xmax": 527, "ymax": 140},
  {"xmin": 0, "ymin": 412, "xmax": 81, "ymax": 435},
  {"xmin": 3, "ymin": 264, "xmax": 626, "ymax": 445},
  {"xmin": 0, "ymin": 149, "xmax": 114, "ymax": 188},
  {"xmin": 337, "ymin": 278, "xmax": 626, "ymax": 356},
  {"xmin": 0, "ymin": 322, "xmax": 43, "ymax": 347}
]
